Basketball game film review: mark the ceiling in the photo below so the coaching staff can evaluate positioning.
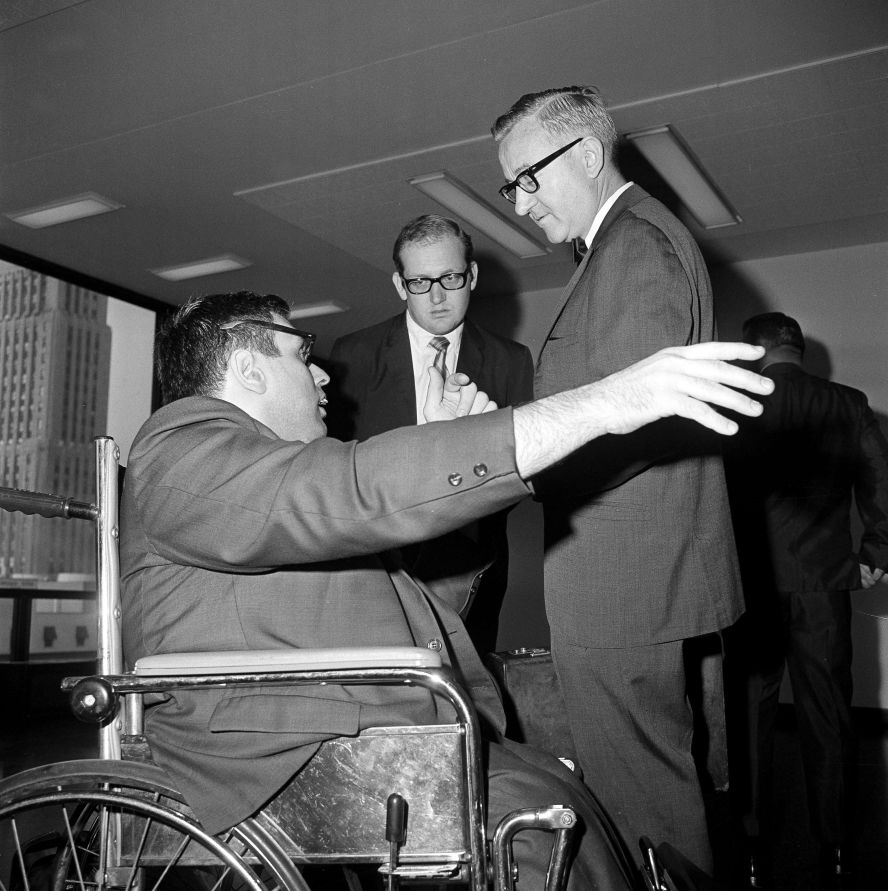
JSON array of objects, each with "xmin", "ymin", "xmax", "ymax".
[{"xmin": 1, "ymin": 0, "xmax": 886, "ymax": 345}]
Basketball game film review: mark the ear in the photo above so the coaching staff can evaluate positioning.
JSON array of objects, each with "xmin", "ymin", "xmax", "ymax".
[
  {"xmin": 228, "ymin": 348, "xmax": 267, "ymax": 395},
  {"xmin": 580, "ymin": 136, "xmax": 605, "ymax": 180},
  {"xmin": 392, "ymin": 270, "xmax": 409, "ymax": 303},
  {"xmin": 468, "ymin": 260, "xmax": 479, "ymax": 292}
]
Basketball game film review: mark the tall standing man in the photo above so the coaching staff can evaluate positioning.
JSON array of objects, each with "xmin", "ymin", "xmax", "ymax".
[
  {"xmin": 492, "ymin": 86, "xmax": 745, "ymax": 871},
  {"xmin": 329, "ymin": 214, "xmax": 534, "ymax": 652},
  {"xmin": 727, "ymin": 312, "xmax": 888, "ymax": 888}
]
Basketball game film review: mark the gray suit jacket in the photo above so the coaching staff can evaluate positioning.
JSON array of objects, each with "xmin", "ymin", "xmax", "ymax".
[
  {"xmin": 533, "ymin": 185, "xmax": 744, "ymax": 647},
  {"xmin": 121, "ymin": 396, "xmax": 530, "ymax": 833}
]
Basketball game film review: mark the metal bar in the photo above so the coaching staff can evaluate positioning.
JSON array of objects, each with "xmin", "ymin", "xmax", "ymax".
[{"xmin": 94, "ymin": 435, "xmax": 122, "ymax": 761}]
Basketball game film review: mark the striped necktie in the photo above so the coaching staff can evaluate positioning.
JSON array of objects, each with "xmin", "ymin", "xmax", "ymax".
[{"xmin": 429, "ymin": 336, "xmax": 450, "ymax": 377}]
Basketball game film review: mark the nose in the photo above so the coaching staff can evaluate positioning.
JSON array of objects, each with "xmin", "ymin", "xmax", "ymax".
[
  {"xmin": 513, "ymin": 187, "xmax": 535, "ymax": 217},
  {"xmin": 310, "ymin": 363, "xmax": 330, "ymax": 387},
  {"xmin": 429, "ymin": 284, "xmax": 447, "ymax": 305}
]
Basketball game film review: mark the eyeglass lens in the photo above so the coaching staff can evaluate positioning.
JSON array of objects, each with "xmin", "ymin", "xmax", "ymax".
[
  {"xmin": 500, "ymin": 136, "xmax": 583, "ymax": 203},
  {"xmin": 403, "ymin": 269, "xmax": 469, "ymax": 295}
]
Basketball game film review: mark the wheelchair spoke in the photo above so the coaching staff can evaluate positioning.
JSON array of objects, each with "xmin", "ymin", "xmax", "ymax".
[
  {"xmin": 10, "ymin": 819, "xmax": 30, "ymax": 891},
  {"xmin": 61, "ymin": 805, "xmax": 90, "ymax": 891}
]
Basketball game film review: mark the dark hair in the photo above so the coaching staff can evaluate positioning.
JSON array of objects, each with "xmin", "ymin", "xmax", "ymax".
[
  {"xmin": 491, "ymin": 86, "xmax": 618, "ymax": 163},
  {"xmin": 741, "ymin": 312, "xmax": 806, "ymax": 355},
  {"xmin": 155, "ymin": 290, "xmax": 291, "ymax": 404},
  {"xmin": 392, "ymin": 214, "xmax": 474, "ymax": 276}
]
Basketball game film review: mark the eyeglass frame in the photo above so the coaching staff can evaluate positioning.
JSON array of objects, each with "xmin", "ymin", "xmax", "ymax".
[
  {"xmin": 220, "ymin": 318, "xmax": 316, "ymax": 364},
  {"xmin": 498, "ymin": 136, "xmax": 584, "ymax": 204},
  {"xmin": 400, "ymin": 266, "xmax": 473, "ymax": 295}
]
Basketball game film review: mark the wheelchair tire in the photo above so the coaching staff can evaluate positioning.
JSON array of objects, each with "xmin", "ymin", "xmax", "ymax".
[{"xmin": 0, "ymin": 759, "xmax": 311, "ymax": 891}]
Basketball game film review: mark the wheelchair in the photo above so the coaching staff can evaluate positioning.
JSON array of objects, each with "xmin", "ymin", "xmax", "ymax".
[{"xmin": 0, "ymin": 436, "xmax": 683, "ymax": 891}]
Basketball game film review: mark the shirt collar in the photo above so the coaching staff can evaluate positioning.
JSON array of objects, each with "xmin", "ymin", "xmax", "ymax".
[
  {"xmin": 405, "ymin": 311, "xmax": 464, "ymax": 354},
  {"xmin": 584, "ymin": 181, "xmax": 633, "ymax": 248}
]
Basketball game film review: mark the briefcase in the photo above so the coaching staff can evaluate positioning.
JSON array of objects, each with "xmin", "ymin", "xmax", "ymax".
[{"xmin": 485, "ymin": 647, "xmax": 576, "ymax": 766}]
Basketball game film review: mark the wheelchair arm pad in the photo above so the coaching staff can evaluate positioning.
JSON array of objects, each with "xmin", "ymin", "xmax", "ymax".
[{"xmin": 133, "ymin": 645, "xmax": 443, "ymax": 676}]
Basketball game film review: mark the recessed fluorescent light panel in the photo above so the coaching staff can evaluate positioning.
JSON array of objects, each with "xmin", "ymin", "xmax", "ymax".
[
  {"xmin": 624, "ymin": 125, "xmax": 741, "ymax": 229},
  {"xmin": 150, "ymin": 254, "xmax": 252, "ymax": 282},
  {"xmin": 5, "ymin": 192, "xmax": 123, "ymax": 229},
  {"xmin": 408, "ymin": 172, "xmax": 549, "ymax": 258},
  {"xmin": 289, "ymin": 301, "xmax": 348, "ymax": 319}
]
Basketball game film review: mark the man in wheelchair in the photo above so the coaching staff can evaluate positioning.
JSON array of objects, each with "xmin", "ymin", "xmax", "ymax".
[{"xmin": 120, "ymin": 290, "xmax": 771, "ymax": 888}]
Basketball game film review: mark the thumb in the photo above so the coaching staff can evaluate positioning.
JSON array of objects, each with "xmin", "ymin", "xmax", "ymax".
[{"xmin": 426, "ymin": 364, "xmax": 445, "ymax": 401}]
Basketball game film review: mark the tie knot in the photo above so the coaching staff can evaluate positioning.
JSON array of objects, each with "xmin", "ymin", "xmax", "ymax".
[{"xmin": 429, "ymin": 336, "xmax": 450, "ymax": 352}]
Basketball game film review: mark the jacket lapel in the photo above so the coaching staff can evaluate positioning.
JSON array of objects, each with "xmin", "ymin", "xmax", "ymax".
[
  {"xmin": 455, "ymin": 320, "xmax": 483, "ymax": 380},
  {"xmin": 378, "ymin": 315, "xmax": 419, "ymax": 428},
  {"xmin": 538, "ymin": 184, "xmax": 646, "ymax": 349}
]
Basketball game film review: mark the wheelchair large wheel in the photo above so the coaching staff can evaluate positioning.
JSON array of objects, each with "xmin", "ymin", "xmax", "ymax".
[{"xmin": 0, "ymin": 760, "xmax": 311, "ymax": 891}]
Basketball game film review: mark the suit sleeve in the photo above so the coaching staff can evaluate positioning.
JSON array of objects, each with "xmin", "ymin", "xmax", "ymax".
[
  {"xmin": 855, "ymin": 403, "xmax": 888, "ymax": 572},
  {"xmin": 533, "ymin": 216, "xmax": 719, "ymax": 499},
  {"xmin": 129, "ymin": 411, "xmax": 530, "ymax": 573}
]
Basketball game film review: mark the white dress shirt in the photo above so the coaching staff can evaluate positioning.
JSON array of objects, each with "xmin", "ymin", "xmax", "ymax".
[{"xmin": 405, "ymin": 312, "xmax": 464, "ymax": 424}]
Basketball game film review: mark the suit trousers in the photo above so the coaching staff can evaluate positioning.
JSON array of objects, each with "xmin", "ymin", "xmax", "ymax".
[
  {"xmin": 486, "ymin": 738, "xmax": 637, "ymax": 890},
  {"xmin": 552, "ymin": 637, "xmax": 713, "ymax": 874},
  {"xmin": 743, "ymin": 588, "xmax": 856, "ymax": 845}
]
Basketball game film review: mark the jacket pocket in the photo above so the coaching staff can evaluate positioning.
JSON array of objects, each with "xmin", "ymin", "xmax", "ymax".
[{"xmin": 209, "ymin": 689, "xmax": 361, "ymax": 736}]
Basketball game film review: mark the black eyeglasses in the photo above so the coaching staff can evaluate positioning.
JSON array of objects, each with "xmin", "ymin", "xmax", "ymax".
[
  {"xmin": 220, "ymin": 319, "xmax": 315, "ymax": 364},
  {"xmin": 401, "ymin": 267, "xmax": 471, "ymax": 295},
  {"xmin": 499, "ymin": 136, "xmax": 584, "ymax": 204}
]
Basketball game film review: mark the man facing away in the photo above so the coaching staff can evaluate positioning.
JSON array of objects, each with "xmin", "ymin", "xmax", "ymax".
[
  {"xmin": 726, "ymin": 312, "xmax": 888, "ymax": 889},
  {"xmin": 329, "ymin": 214, "xmax": 534, "ymax": 653},
  {"xmin": 120, "ymin": 290, "xmax": 771, "ymax": 888},
  {"xmin": 492, "ymin": 85, "xmax": 745, "ymax": 871}
]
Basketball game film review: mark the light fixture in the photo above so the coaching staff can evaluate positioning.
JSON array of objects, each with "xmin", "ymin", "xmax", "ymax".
[
  {"xmin": 408, "ymin": 172, "xmax": 549, "ymax": 258},
  {"xmin": 623, "ymin": 125, "xmax": 741, "ymax": 229},
  {"xmin": 289, "ymin": 301, "xmax": 348, "ymax": 319},
  {"xmin": 5, "ymin": 192, "xmax": 123, "ymax": 229},
  {"xmin": 150, "ymin": 254, "xmax": 252, "ymax": 282}
]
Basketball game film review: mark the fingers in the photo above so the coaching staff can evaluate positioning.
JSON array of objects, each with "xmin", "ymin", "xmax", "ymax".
[
  {"xmin": 859, "ymin": 564, "xmax": 876, "ymax": 589},
  {"xmin": 664, "ymin": 342, "xmax": 766, "ymax": 363},
  {"xmin": 455, "ymin": 380, "xmax": 480, "ymax": 415}
]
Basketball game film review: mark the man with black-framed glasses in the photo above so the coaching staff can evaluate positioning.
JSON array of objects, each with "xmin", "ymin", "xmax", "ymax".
[
  {"xmin": 329, "ymin": 214, "xmax": 534, "ymax": 654},
  {"xmin": 492, "ymin": 86, "xmax": 744, "ymax": 877}
]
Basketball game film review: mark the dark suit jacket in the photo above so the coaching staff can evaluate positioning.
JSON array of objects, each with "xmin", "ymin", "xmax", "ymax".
[
  {"xmin": 727, "ymin": 362, "xmax": 888, "ymax": 594},
  {"xmin": 327, "ymin": 314, "xmax": 533, "ymax": 646},
  {"xmin": 533, "ymin": 185, "xmax": 744, "ymax": 647},
  {"xmin": 120, "ymin": 396, "xmax": 531, "ymax": 833},
  {"xmin": 327, "ymin": 313, "xmax": 533, "ymax": 440}
]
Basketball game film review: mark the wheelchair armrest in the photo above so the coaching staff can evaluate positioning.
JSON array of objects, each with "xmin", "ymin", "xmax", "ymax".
[{"xmin": 133, "ymin": 645, "xmax": 443, "ymax": 676}]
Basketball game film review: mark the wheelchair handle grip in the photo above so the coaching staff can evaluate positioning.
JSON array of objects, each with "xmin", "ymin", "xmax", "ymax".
[{"xmin": 0, "ymin": 486, "xmax": 96, "ymax": 521}]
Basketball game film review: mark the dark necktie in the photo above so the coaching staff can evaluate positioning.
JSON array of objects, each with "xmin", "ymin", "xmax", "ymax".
[
  {"xmin": 429, "ymin": 336, "xmax": 450, "ymax": 377},
  {"xmin": 572, "ymin": 237, "xmax": 589, "ymax": 265}
]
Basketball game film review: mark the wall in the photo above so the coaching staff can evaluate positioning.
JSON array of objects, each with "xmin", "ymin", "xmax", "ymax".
[{"xmin": 483, "ymin": 242, "xmax": 888, "ymax": 708}]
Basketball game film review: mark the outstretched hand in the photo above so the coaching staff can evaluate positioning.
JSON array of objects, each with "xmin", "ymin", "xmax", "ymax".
[
  {"xmin": 597, "ymin": 342, "xmax": 774, "ymax": 436},
  {"xmin": 422, "ymin": 364, "xmax": 498, "ymax": 422},
  {"xmin": 513, "ymin": 341, "xmax": 776, "ymax": 480}
]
